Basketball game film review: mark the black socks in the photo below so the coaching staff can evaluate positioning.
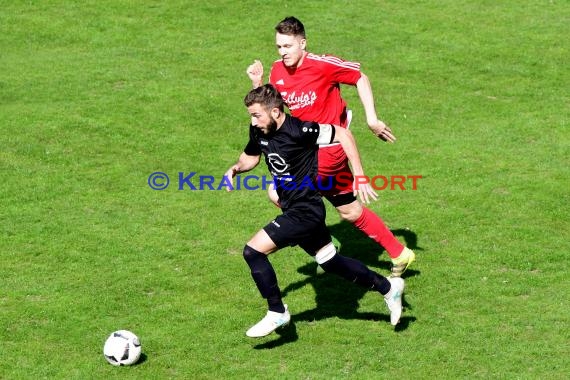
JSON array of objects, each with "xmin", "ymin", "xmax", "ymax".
[
  {"xmin": 319, "ymin": 253, "xmax": 391, "ymax": 295},
  {"xmin": 243, "ymin": 245, "xmax": 286, "ymax": 313}
]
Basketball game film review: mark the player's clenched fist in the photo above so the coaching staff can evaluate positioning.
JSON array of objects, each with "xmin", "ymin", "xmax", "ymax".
[{"xmin": 246, "ymin": 60, "xmax": 264, "ymax": 88}]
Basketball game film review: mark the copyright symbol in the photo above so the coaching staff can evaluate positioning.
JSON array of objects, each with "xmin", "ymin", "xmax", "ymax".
[{"xmin": 148, "ymin": 172, "xmax": 169, "ymax": 190}]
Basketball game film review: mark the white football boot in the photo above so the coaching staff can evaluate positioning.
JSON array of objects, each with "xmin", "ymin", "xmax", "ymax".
[
  {"xmin": 384, "ymin": 277, "xmax": 405, "ymax": 325},
  {"xmin": 246, "ymin": 305, "xmax": 291, "ymax": 338}
]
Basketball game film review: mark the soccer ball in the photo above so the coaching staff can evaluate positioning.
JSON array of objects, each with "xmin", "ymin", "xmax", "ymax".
[{"xmin": 103, "ymin": 330, "xmax": 142, "ymax": 366}]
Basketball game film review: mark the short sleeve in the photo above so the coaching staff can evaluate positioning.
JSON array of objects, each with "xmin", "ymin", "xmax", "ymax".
[
  {"xmin": 320, "ymin": 55, "xmax": 362, "ymax": 85},
  {"xmin": 244, "ymin": 125, "xmax": 262, "ymax": 156},
  {"xmin": 296, "ymin": 120, "xmax": 322, "ymax": 147}
]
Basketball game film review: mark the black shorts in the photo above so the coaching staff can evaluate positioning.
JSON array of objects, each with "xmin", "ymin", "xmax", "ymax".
[
  {"xmin": 263, "ymin": 202, "xmax": 332, "ymax": 255},
  {"xmin": 323, "ymin": 191, "xmax": 357, "ymax": 208}
]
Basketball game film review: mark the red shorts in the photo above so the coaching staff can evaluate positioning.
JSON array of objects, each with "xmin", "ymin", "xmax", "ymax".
[{"xmin": 317, "ymin": 144, "xmax": 354, "ymax": 198}]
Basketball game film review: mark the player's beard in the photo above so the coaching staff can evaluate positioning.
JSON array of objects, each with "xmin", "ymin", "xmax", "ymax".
[{"xmin": 263, "ymin": 117, "xmax": 278, "ymax": 135}]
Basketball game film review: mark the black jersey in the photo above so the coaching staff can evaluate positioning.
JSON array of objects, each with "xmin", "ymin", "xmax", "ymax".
[{"xmin": 244, "ymin": 115, "xmax": 334, "ymax": 211}]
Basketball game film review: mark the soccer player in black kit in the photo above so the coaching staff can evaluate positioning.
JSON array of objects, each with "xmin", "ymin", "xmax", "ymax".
[{"xmin": 224, "ymin": 84, "xmax": 404, "ymax": 338}]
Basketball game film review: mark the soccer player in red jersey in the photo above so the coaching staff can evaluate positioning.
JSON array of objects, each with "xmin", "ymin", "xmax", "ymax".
[{"xmin": 247, "ymin": 16, "xmax": 415, "ymax": 277}]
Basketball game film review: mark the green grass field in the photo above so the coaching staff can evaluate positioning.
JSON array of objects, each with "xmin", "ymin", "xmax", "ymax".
[{"xmin": 1, "ymin": 1, "xmax": 568, "ymax": 378}]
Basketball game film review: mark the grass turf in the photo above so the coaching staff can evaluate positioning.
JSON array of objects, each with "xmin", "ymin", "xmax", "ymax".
[{"xmin": 1, "ymin": 0, "xmax": 568, "ymax": 378}]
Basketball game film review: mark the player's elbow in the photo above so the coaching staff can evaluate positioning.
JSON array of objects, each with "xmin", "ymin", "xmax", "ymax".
[
  {"xmin": 333, "ymin": 126, "xmax": 354, "ymax": 144},
  {"xmin": 247, "ymin": 154, "xmax": 261, "ymax": 167}
]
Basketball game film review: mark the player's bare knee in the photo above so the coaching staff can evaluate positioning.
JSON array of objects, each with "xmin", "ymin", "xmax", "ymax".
[{"xmin": 336, "ymin": 202, "xmax": 362, "ymax": 223}]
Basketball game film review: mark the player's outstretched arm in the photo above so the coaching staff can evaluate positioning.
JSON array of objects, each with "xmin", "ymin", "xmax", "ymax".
[
  {"xmin": 224, "ymin": 152, "xmax": 260, "ymax": 191},
  {"xmin": 330, "ymin": 126, "xmax": 378, "ymax": 204},
  {"xmin": 356, "ymin": 73, "xmax": 396, "ymax": 143},
  {"xmin": 246, "ymin": 60, "xmax": 264, "ymax": 89}
]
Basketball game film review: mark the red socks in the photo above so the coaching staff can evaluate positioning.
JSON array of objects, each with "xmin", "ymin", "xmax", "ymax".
[{"xmin": 353, "ymin": 207, "xmax": 404, "ymax": 259}]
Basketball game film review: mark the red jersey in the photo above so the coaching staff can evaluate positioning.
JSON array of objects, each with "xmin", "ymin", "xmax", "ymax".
[{"xmin": 269, "ymin": 53, "xmax": 362, "ymax": 128}]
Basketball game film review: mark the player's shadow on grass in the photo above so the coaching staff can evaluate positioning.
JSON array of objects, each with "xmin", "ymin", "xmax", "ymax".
[
  {"xmin": 282, "ymin": 262, "xmax": 413, "ymax": 327},
  {"xmin": 328, "ymin": 222, "xmax": 423, "ymax": 279},
  {"xmin": 281, "ymin": 222, "xmax": 421, "ymax": 329}
]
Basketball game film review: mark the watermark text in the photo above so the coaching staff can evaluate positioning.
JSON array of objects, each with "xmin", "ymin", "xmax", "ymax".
[{"xmin": 148, "ymin": 172, "xmax": 422, "ymax": 191}]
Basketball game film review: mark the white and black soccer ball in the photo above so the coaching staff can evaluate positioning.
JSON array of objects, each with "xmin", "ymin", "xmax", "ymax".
[{"xmin": 103, "ymin": 330, "xmax": 142, "ymax": 366}]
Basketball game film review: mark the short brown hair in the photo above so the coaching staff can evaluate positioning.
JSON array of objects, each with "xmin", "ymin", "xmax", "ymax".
[
  {"xmin": 275, "ymin": 16, "xmax": 305, "ymax": 38},
  {"xmin": 244, "ymin": 84, "xmax": 285, "ymax": 112}
]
